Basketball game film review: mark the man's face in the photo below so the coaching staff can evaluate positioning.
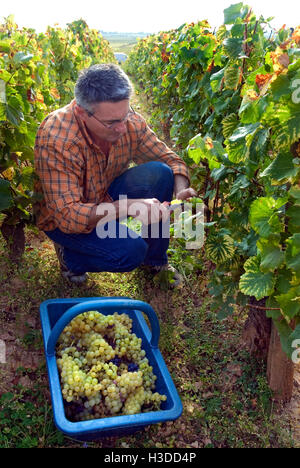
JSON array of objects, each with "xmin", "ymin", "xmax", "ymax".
[{"xmin": 79, "ymin": 99, "xmax": 131, "ymax": 143}]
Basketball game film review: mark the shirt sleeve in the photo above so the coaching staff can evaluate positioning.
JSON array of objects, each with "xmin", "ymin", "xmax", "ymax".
[
  {"xmin": 132, "ymin": 116, "xmax": 190, "ymax": 183},
  {"xmin": 34, "ymin": 139, "xmax": 97, "ymax": 234}
]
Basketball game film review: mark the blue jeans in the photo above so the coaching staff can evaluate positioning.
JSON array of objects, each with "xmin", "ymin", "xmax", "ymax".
[{"xmin": 44, "ymin": 162, "xmax": 174, "ymax": 274}]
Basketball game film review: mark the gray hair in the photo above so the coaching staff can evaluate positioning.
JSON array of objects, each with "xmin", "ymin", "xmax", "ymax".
[{"xmin": 74, "ymin": 63, "xmax": 133, "ymax": 113}]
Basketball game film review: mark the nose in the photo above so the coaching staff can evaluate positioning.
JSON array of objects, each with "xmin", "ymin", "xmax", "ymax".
[{"xmin": 113, "ymin": 121, "xmax": 127, "ymax": 134}]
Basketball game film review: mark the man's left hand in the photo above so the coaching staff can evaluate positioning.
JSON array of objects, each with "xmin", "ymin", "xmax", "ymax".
[{"xmin": 175, "ymin": 187, "xmax": 198, "ymax": 201}]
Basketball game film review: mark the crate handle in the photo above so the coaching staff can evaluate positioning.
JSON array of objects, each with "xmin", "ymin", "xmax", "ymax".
[{"xmin": 46, "ymin": 298, "xmax": 160, "ymax": 357}]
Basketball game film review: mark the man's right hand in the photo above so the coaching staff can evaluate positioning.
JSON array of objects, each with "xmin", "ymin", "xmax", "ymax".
[{"xmin": 127, "ymin": 198, "xmax": 170, "ymax": 225}]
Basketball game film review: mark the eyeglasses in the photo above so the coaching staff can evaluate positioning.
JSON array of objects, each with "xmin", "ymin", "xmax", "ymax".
[{"xmin": 86, "ymin": 107, "xmax": 135, "ymax": 129}]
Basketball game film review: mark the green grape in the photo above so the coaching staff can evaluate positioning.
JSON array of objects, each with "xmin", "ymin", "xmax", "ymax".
[{"xmin": 56, "ymin": 311, "xmax": 167, "ymax": 422}]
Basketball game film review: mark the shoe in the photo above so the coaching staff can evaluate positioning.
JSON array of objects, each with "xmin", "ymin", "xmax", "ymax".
[
  {"xmin": 140, "ymin": 263, "xmax": 183, "ymax": 288},
  {"xmin": 53, "ymin": 242, "xmax": 88, "ymax": 285}
]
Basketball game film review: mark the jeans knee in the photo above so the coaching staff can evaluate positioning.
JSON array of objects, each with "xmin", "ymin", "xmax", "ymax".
[
  {"xmin": 150, "ymin": 161, "xmax": 173, "ymax": 183},
  {"xmin": 145, "ymin": 162, "xmax": 174, "ymax": 200},
  {"xmin": 126, "ymin": 237, "xmax": 148, "ymax": 270}
]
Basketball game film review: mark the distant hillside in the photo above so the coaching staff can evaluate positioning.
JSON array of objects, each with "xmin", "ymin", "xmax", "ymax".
[{"xmin": 100, "ymin": 31, "xmax": 151, "ymax": 54}]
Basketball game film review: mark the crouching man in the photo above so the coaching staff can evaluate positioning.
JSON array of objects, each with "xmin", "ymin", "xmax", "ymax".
[{"xmin": 34, "ymin": 64, "xmax": 196, "ymax": 286}]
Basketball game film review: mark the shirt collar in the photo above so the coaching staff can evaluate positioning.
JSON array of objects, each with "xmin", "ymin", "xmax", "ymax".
[{"xmin": 72, "ymin": 100, "xmax": 98, "ymax": 148}]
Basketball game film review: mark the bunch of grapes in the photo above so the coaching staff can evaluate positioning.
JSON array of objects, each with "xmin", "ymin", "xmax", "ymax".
[{"xmin": 56, "ymin": 311, "xmax": 167, "ymax": 421}]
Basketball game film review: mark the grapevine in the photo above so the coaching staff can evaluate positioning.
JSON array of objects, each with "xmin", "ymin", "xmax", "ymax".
[
  {"xmin": 0, "ymin": 16, "xmax": 115, "ymax": 261},
  {"xmin": 126, "ymin": 3, "xmax": 300, "ymax": 365},
  {"xmin": 56, "ymin": 311, "xmax": 167, "ymax": 421}
]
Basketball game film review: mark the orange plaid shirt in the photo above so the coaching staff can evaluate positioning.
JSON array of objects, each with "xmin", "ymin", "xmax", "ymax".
[{"xmin": 34, "ymin": 100, "xmax": 190, "ymax": 234}]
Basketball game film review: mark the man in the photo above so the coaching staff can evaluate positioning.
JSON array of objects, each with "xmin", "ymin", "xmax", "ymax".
[{"xmin": 34, "ymin": 64, "xmax": 196, "ymax": 286}]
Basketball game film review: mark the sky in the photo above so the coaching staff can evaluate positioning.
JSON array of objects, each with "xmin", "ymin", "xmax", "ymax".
[{"xmin": 0, "ymin": 0, "xmax": 299, "ymax": 33}]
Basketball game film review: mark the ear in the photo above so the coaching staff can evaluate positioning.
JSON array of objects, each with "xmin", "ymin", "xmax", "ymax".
[{"xmin": 75, "ymin": 103, "xmax": 90, "ymax": 119}]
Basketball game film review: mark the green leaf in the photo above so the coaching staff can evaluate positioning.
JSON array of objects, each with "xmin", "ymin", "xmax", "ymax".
[
  {"xmin": 276, "ymin": 286, "xmax": 300, "ymax": 319},
  {"xmin": 17, "ymin": 166, "xmax": 36, "ymax": 189},
  {"xmin": 0, "ymin": 179, "xmax": 13, "ymax": 211},
  {"xmin": 257, "ymin": 239, "xmax": 285, "ymax": 272},
  {"xmin": 210, "ymin": 165, "xmax": 228, "ymax": 182},
  {"xmin": 229, "ymin": 174, "xmax": 251, "ymax": 196},
  {"xmin": 226, "ymin": 123, "xmax": 261, "ymax": 163},
  {"xmin": 288, "ymin": 58, "xmax": 300, "ymax": 73},
  {"xmin": 0, "ymin": 102, "xmax": 6, "ymax": 121},
  {"xmin": 188, "ymin": 134, "xmax": 223, "ymax": 169},
  {"xmin": 229, "ymin": 123, "xmax": 261, "ymax": 143},
  {"xmin": 206, "ymin": 234, "xmax": 235, "ymax": 264},
  {"xmin": 222, "ymin": 113, "xmax": 239, "ymax": 138},
  {"xmin": 239, "ymin": 256, "xmax": 275, "ymax": 300},
  {"xmin": 273, "ymin": 319, "xmax": 294, "ymax": 358},
  {"xmin": 224, "ymin": 3, "xmax": 249, "ymax": 24},
  {"xmin": 223, "ymin": 38, "xmax": 243, "ymax": 59},
  {"xmin": 224, "ymin": 65, "xmax": 240, "ymax": 90},
  {"xmin": 0, "ymin": 40, "xmax": 11, "ymax": 53},
  {"xmin": 271, "ymin": 74, "xmax": 291, "ymax": 100},
  {"xmin": 286, "ymin": 205, "xmax": 300, "ymax": 227},
  {"xmin": 249, "ymin": 197, "xmax": 285, "ymax": 238},
  {"xmin": 289, "ymin": 187, "xmax": 300, "ymax": 200},
  {"xmin": 239, "ymin": 95, "xmax": 268, "ymax": 124},
  {"xmin": 286, "ymin": 234, "xmax": 300, "ymax": 277},
  {"xmin": 217, "ymin": 299, "xmax": 234, "ymax": 320},
  {"xmin": 0, "ymin": 70, "xmax": 12, "ymax": 83},
  {"xmin": 265, "ymin": 296, "xmax": 282, "ymax": 320},
  {"xmin": 272, "ymin": 108, "xmax": 300, "ymax": 150},
  {"xmin": 260, "ymin": 151, "xmax": 298, "ymax": 182},
  {"xmin": 210, "ymin": 68, "xmax": 225, "ymax": 93},
  {"xmin": 4, "ymin": 94, "xmax": 24, "ymax": 126},
  {"xmin": 226, "ymin": 139, "xmax": 247, "ymax": 163},
  {"xmin": 12, "ymin": 51, "xmax": 34, "ymax": 65}
]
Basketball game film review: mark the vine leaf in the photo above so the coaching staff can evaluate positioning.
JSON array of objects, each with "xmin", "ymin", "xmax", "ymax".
[
  {"xmin": 224, "ymin": 3, "xmax": 249, "ymax": 24},
  {"xmin": 260, "ymin": 151, "xmax": 298, "ymax": 182},
  {"xmin": 224, "ymin": 65, "xmax": 241, "ymax": 90},
  {"xmin": 249, "ymin": 197, "xmax": 286, "ymax": 238},
  {"xmin": 226, "ymin": 123, "xmax": 260, "ymax": 163},
  {"xmin": 272, "ymin": 108, "xmax": 300, "ymax": 150},
  {"xmin": 257, "ymin": 239, "xmax": 285, "ymax": 272},
  {"xmin": 223, "ymin": 38, "xmax": 244, "ymax": 59},
  {"xmin": 222, "ymin": 113, "xmax": 239, "ymax": 138},
  {"xmin": 275, "ymin": 286, "xmax": 300, "ymax": 319},
  {"xmin": 205, "ymin": 234, "xmax": 235, "ymax": 264},
  {"xmin": 239, "ymin": 256, "xmax": 275, "ymax": 300},
  {"xmin": 286, "ymin": 234, "xmax": 300, "ymax": 278},
  {"xmin": 188, "ymin": 134, "xmax": 224, "ymax": 169}
]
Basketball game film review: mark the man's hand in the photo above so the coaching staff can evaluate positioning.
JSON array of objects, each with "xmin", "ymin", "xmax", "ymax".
[
  {"xmin": 175, "ymin": 187, "xmax": 197, "ymax": 200},
  {"xmin": 174, "ymin": 175, "xmax": 197, "ymax": 201},
  {"xmin": 128, "ymin": 198, "xmax": 170, "ymax": 225}
]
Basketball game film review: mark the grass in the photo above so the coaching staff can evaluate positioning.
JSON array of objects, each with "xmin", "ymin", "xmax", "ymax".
[{"xmin": 0, "ymin": 227, "xmax": 296, "ymax": 448}]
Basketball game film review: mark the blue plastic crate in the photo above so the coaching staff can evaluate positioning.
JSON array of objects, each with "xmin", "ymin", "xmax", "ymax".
[{"xmin": 40, "ymin": 297, "xmax": 183, "ymax": 440}]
